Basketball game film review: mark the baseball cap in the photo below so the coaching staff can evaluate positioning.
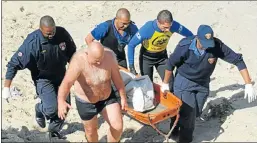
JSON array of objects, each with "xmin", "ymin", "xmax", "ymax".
[{"xmin": 197, "ymin": 25, "xmax": 215, "ymax": 48}]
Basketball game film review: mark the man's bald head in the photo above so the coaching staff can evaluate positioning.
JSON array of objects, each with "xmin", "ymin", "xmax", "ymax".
[
  {"xmin": 87, "ymin": 42, "xmax": 104, "ymax": 65},
  {"xmin": 115, "ymin": 8, "xmax": 131, "ymax": 30},
  {"xmin": 39, "ymin": 15, "xmax": 56, "ymax": 39},
  {"xmin": 116, "ymin": 8, "xmax": 130, "ymax": 19},
  {"xmin": 40, "ymin": 15, "xmax": 55, "ymax": 28}
]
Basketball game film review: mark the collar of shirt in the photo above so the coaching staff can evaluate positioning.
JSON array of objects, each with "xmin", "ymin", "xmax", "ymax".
[
  {"xmin": 153, "ymin": 19, "xmax": 163, "ymax": 32},
  {"xmin": 112, "ymin": 18, "xmax": 132, "ymax": 44},
  {"xmin": 37, "ymin": 29, "xmax": 48, "ymax": 44},
  {"xmin": 189, "ymin": 38, "xmax": 205, "ymax": 56}
]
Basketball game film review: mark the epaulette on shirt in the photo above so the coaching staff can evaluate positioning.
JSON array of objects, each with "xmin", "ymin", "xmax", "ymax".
[
  {"xmin": 179, "ymin": 37, "xmax": 194, "ymax": 46},
  {"xmin": 26, "ymin": 30, "xmax": 40, "ymax": 44}
]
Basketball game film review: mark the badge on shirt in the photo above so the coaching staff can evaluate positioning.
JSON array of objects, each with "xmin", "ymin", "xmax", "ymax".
[
  {"xmin": 136, "ymin": 32, "xmax": 141, "ymax": 40},
  {"xmin": 18, "ymin": 52, "xmax": 23, "ymax": 57},
  {"xmin": 59, "ymin": 42, "xmax": 66, "ymax": 51},
  {"xmin": 208, "ymin": 58, "xmax": 216, "ymax": 64}
]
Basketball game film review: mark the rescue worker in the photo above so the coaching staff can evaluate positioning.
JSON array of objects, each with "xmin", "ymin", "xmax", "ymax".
[
  {"xmin": 127, "ymin": 9, "xmax": 193, "ymax": 90},
  {"xmin": 2, "ymin": 15, "xmax": 76, "ymax": 140},
  {"xmin": 85, "ymin": 8, "xmax": 138, "ymax": 69},
  {"xmin": 161, "ymin": 24, "xmax": 257, "ymax": 143}
]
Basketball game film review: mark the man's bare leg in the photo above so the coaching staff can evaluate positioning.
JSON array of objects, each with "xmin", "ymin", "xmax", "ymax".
[
  {"xmin": 101, "ymin": 103, "xmax": 123, "ymax": 142},
  {"xmin": 82, "ymin": 116, "xmax": 98, "ymax": 142}
]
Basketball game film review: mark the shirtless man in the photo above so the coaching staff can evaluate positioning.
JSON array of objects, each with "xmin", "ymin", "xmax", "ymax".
[{"xmin": 57, "ymin": 42, "xmax": 128, "ymax": 142}]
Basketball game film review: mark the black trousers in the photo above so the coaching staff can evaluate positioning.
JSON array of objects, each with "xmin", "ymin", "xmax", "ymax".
[
  {"xmin": 170, "ymin": 73, "xmax": 209, "ymax": 143},
  {"xmin": 35, "ymin": 79, "xmax": 70, "ymax": 132},
  {"xmin": 170, "ymin": 102, "xmax": 196, "ymax": 143},
  {"xmin": 139, "ymin": 52, "xmax": 173, "ymax": 92}
]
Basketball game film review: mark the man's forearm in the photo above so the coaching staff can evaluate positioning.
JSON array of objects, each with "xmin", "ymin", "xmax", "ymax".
[
  {"xmin": 85, "ymin": 38, "xmax": 92, "ymax": 45},
  {"xmin": 4, "ymin": 79, "xmax": 12, "ymax": 88},
  {"xmin": 58, "ymin": 83, "xmax": 72, "ymax": 101},
  {"xmin": 239, "ymin": 68, "xmax": 252, "ymax": 84},
  {"xmin": 85, "ymin": 34, "xmax": 94, "ymax": 45},
  {"xmin": 118, "ymin": 88, "xmax": 127, "ymax": 100},
  {"xmin": 163, "ymin": 70, "xmax": 173, "ymax": 84}
]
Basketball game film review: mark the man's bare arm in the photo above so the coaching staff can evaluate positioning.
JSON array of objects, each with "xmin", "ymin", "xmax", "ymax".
[
  {"xmin": 4, "ymin": 80, "xmax": 12, "ymax": 88},
  {"xmin": 58, "ymin": 54, "xmax": 83, "ymax": 101},
  {"xmin": 85, "ymin": 33, "xmax": 95, "ymax": 45},
  {"xmin": 110, "ymin": 54, "xmax": 126, "ymax": 100},
  {"xmin": 239, "ymin": 69, "xmax": 252, "ymax": 84},
  {"xmin": 163, "ymin": 70, "xmax": 173, "ymax": 84}
]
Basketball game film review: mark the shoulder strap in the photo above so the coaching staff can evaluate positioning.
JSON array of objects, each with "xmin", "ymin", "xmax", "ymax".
[{"xmin": 100, "ymin": 20, "xmax": 113, "ymax": 42}]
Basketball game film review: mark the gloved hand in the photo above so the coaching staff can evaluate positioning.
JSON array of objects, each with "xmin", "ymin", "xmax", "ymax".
[
  {"xmin": 161, "ymin": 83, "xmax": 169, "ymax": 93},
  {"xmin": 129, "ymin": 65, "xmax": 137, "ymax": 75},
  {"xmin": 2, "ymin": 87, "xmax": 11, "ymax": 101},
  {"xmin": 244, "ymin": 84, "xmax": 257, "ymax": 103}
]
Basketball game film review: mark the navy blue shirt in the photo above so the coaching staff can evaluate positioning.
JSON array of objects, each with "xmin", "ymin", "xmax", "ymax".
[
  {"xmin": 91, "ymin": 18, "xmax": 138, "ymax": 45},
  {"xmin": 5, "ymin": 26, "xmax": 76, "ymax": 81},
  {"xmin": 127, "ymin": 20, "xmax": 193, "ymax": 66},
  {"xmin": 166, "ymin": 36, "xmax": 247, "ymax": 86}
]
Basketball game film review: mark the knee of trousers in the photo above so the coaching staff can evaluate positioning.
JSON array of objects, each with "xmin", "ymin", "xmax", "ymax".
[{"xmin": 43, "ymin": 105, "xmax": 58, "ymax": 118}]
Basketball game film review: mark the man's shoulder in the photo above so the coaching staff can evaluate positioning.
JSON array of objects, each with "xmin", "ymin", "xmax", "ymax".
[
  {"xmin": 104, "ymin": 48, "xmax": 117, "ymax": 60},
  {"xmin": 70, "ymin": 49, "xmax": 86, "ymax": 62},
  {"xmin": 56, "ymin": 26, "xmax": 68, "ymax": 34},
  {"xmin": 96, "ymin": 21, "xmax": 110, "ymax": 29},
  {"xmin": 214, "ymin": 37, "xmax": 223, "ymax": 46},
  {"xmin": 24, "ymin": 29, "xmax": 40, "ymax": 45},
  {"xmin": 142, "ymin": 20, "xmax": 154, "ymax": 28},
  {"xmin": 75, "ymin": 48, "xmax": 86, "ymax": 56},
  {"xmin": 178, "ymin": 36, "xmax": 195, "ymax": 47},
  {"xmin": 56, "ymin": 26, "xmax": 66, "ymax": 31},
  {"xmin": 129, "ymin": 22, "xmax": 138, "ymax": 31},
  {"xmin": 137, "ymin": 20, "xmax": 155, "ymax": 38}
]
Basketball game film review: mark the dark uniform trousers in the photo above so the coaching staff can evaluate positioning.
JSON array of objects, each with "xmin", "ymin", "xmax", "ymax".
[
  {"xmin": 139, "ymin": 48, "xmax": 174, "ymax": 92},
  {"xmin": 171, "ymin": 73, "xmax": 209, "ymax": 143},
  {"xmin": 35, "ymin": 78, "xmax": 70, "ymax": 132}
]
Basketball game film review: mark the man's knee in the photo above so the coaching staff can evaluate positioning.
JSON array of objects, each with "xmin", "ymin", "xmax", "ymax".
[
  {"xmin": 44, "ymin": 105, "xmax": 58, "ymax": 118},
  {"xmin": 110, "ymin": 117, "xmax": 123, "ymax": 132},
  {"xmin": 85, "ymin": 125, "xmax": 98, "ymax": 135}
]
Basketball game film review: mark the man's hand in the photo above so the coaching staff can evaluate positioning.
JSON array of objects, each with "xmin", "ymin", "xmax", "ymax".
[
  {"xmin": 244, "ymin": 84, "xmax": 257, "ymax": 103},
  {"xmin": 58, "ymin": 100, "xmax": 72, "ymax": 120},
  {"xmin": 2, "ymin": 87, "xmax": 11, "ymax": 102},
  {"xmin": 129, "ymin": 65, "xmax": 137, "ymax": 75},
  {"xmin": 120, "ymin": 97, "xmax": 128, "ymax": 111},
  {"xmin": 161, "ymin": 83, "xmax": 169, "ymax": 94}
]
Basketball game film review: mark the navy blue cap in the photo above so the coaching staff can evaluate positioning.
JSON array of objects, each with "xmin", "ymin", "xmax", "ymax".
[{"xmin": 197, "ymin": 25, "xmax": 215, "ymax": 48}]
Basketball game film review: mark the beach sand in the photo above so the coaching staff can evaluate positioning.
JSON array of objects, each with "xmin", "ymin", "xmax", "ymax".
[{"xmin": 1, "ymin": 1, "xmax": 257, "ymax": 142}]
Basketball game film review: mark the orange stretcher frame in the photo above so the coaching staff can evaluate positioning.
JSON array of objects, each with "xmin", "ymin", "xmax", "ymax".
[{"xmin": 119, "ymin": 66, "xmax": 182, "ymax": 141}]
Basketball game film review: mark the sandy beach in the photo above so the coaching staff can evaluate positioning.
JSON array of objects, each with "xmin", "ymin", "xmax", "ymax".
[{"xmin": 1, "ymin": 1, "xmax": 257, "ymax": 142}]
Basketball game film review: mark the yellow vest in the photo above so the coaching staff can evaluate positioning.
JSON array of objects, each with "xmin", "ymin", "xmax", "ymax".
[{"xmin": 143, "ymin": 31, "xmax": 173, "ymax": 52}]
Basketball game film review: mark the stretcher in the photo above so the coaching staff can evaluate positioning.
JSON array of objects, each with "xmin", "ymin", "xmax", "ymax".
[{"xmin": 119, "ymin": 66, "xmax": 182, "ymax": 141}]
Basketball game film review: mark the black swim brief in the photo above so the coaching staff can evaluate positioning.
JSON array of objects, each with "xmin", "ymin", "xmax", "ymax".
[{"xmin": 75, "ymin": 90, "xmax": 118, "ymax": 121}]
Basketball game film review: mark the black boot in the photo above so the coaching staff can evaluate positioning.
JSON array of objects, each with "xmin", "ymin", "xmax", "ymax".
[
  {"xmin": 35, "ymin": 103, "xmax": 46, "ymax": 128},
  {"xmin": 48, "ymin": 131, "xmax": 66, "ymax": 141}
]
